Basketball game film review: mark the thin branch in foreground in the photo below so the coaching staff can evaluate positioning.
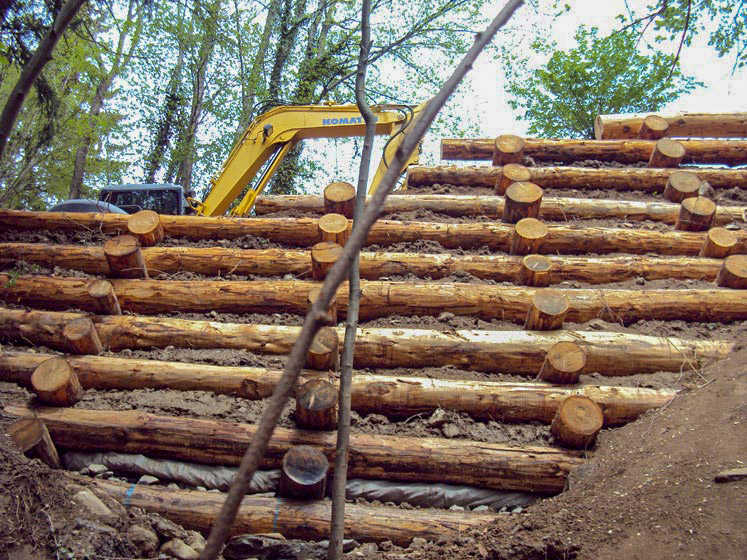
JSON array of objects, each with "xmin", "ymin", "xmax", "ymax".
[{"xmin": 197, "ymin": 1, "xmax": 525, "ymax": 558}]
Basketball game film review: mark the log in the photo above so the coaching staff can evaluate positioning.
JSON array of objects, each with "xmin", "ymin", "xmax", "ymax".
[
  {"xmin": 595, "ymin": 112, "xmax": 747, "ymax": 140},
  {"xmin": 311, "ymin": 241, "xmax": 343, "ymax": 280},
  {"xmin": 6, "ymin": 406, "xmax": 585, "ymax": 493},
  {"xmin": 5, "ymin": 275, "xmax": 747, "ymax": 324},
  {"xmin": 648, "ymin": 138, "xmax": 686, "ymax": 168},
  {"xmin": 62, "ymin": 317, "xmax": 103, "ymax": 355},
  {"xmin": 550, "ymin": 396, "xmax": 603, "ymax": 449},
  {"xmin": 30, "ymin": 357, "xmax": 84, "ymax": 406},
  {"xmin": 306, "ymin": 327, "xmax": 339, "ymax": 371},
  {"xmin": 700, "ymin": 228, "xmax": 737, "ymax": 258},
  {"xmin": 538, "ymin": 342, "xmax": 586, "ymax": 384},
  {"xmin": 406, "ymin": 164, "xmax": 747, "ymax": 191},
  {"xmin": 496, "ymin": 163, "xmax": 531, "ymax": 194},
  {"xmin": 440, "ymin": 138, "xmax": 747, "ymax": 166},
  {"xmin": 323, "ymin": 182, "xmax": 355, "ymax": 218},
  {"xmin": 0, "ymin": 243, "xmax": 739, "ymax": 283},
  {"xmin": 503, "ymin": 182, "xmax": 542, "ymax": 223},
  {"xmin": 519, "ymin": 255, "xmax": 552, "ymax": 287},
  {"xmin": 0, "ymin": 307, "xmax": 729, "ymax": 375},
  {"xmin": 637, "ymin": 115, "xmax": 669, "ymax": 139},
  {"xmin": 87, "ymin": 279, "xmax": 121, "ymax": 315},
  {"xmin": 103, "ymin": 234, "xmax": 148, "ymax": 278},
  {"xmin": 318, "ymin": 213, "xmax": 350, "ymax": 245},
  {"xmin": 676, "ymin": 196, "xmax": 716, "ymax": 231},
  {"xmin": 2, "ymin": 210, "xmax": 747, "ymax": 255},
  {"xmin": 524, "ymin": 290, "xmax": 569, "ymax": 331},
  {"xmin": 89, "ymin": 477, "xmax": 497, "ymax": 545},
  {"xmin": 127, "ymin": 210, "xmax": 164, "ymax": 246},
  {"xmin": 279, "ymin": 446, "xmax": 329, "ymax": 499},
  {"xmin": 307, "ymin": 286, "xmax": 337, "ymax": 325},
  {"xmin": 510, "ymin": 218, "xmax": 547, "ymax": 255},
  {"xmin": 295, "ymin": 378, "xmax": 338, "ymax": 430},
  {"xmin": 663, "ymin": 170, "xmax": 701, "ymax": 203},
  {"xmin": 492, "ymin": 135, "xmax": 525, "ymax": 166},
  {"xmin": 715, "ymin": 255, "xmax": 747, "ymax": 289},
  {"xmin": 0, "ymin": 351, "xmax": 677, "ymax": 425},
  {"xmin": 5, "ymin": 417, "xmax": 61, "ymax": 468}
]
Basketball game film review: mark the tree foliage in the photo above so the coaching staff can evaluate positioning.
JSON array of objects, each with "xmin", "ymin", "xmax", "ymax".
[{"xmin": 503, "ymin": 26, "xmax": 701, "ymax": 138}]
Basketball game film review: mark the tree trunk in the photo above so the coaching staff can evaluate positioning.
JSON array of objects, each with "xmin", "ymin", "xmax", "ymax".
[
  {"xmin": 550, "ymin": 396, "xmax": 603, "ymax": 449},
  {"xmin": 595, "ymin": 112, "xmax": 747, "ymax": 139},
  {"xmin": 279, "ymin": 446, "xmax": 329, "ymax": 499},
  {"xmin": 30, "ymin": 357, "xmax": 84, "ymax": 405}
]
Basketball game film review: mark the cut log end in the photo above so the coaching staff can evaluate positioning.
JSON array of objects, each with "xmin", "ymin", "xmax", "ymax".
[
  {"xmin": 87, "ymin": 279, "xmax": 122, "ymax": 315},
  {"xmin": 31, "ymin": 357, "xmax": 84, "ymax": 406},
  {"xmin": 295, "ymin": 378, "xmax": 338, "ymax": 430},
  {"xmin": 700, "ymin": 227, "xmax": 737, "ymax": 258},
  {"xmin": 503, "ymin": 182, "xmax": 543, "ymax": 224},
  {"xmin": 551, "ymin": 396, "xmax": 603, "ymax": 448},
  {"xmin": 5, "ymin": 418, "xmax": 61, "ymax": 468},
  {"xmin": 675, "ymin": 196, "xmax": 716, "ymax": 232},
  {"xmin": 310, "ymin": 241, "xmax": 344, "ymax": 280},
  {"xmin": 538, "ymin": 341, "xmax": 587, "ymax": 384},
  {"xmin": 323, "ymin": 182, "xmax": 356, "ymax": 218},
  {"xmin": 715, "ymin": 255, "xmax": 747, "ymax": 289},
  {"xmin": 307, "ymin": 287, "xmax": 338, "ymax": 326},
  {"xmin": 663, "ymin": 170, "xmax": 701, "ymax": 203},
  {"xmin": 519, "ymin": 255, "xmax": 552, "ymax": 287},
  {"xmin": 492, "ymin": 135, "xmax": 525, "ymax": 166},
  {"xmin": 305, "ymin": 326, "xmax": 340, "ymax": 371},
  {"xmin": 279, "ymin": 445, "xmax": 329, "ymax": 500},
  {"xmin": 127, "ymin": 210, "xmax": 164, "ymax": 246},
  {"xmin": 495, "ymin": 163, "xmax": 531, "ymax": 195},
  {"xmin": 648, "ymin": 138, "xmax": 686, "ymax": 168},
  {"xmin": 511, "ymin": 218, "xmax": 548, "ymax": 256},
  {"xmin": 525, "ymin": 290, "xmax": 569, "ymax": 331},
  {"xmin": 318, "ymin": 213, "xmax": 351, "ymax": 246},
  {"xmin": 63, "ymin": 317, "xmax": 103, "ymax": 355},
  {"xmin": 104, "ymin": 234, "xmax": 148, "ymax": 278},
  {"xmin": 637, "ymin": 115, "xmax": 669, "ymax": 139}
]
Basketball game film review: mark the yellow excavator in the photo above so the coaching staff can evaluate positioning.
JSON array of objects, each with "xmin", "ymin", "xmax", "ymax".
[{"xmin": 190, "ymin": 99, "xmax": 429, "ymax": 217}]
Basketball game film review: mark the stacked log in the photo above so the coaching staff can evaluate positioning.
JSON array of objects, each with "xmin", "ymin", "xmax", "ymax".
[
  {"xmin": 103, "ymin": 235, "xmax": 148, "ymax": 278},
  {"xmin": 30, "ymin": 357, "xmax": 84, "ymax": 406},
  {"xmin": 648, "ymin": 138, "xmax": 685, "ymax": 168},
  {"xmin": 550, "ymin": 396, "xmax": 604, "ymax": 448},
  {"xmin": 279, "ymin": 446, "xmax": 329, "ymax": 499},
  {"xmin": 595, "ymin": 112, "xmax": 747, "ymax": 139},
  {"xmin": 715, "ymin": 256, "xmax": 747, "ymax": 289},
  {"xmin": 5, "ymin": 418, "xmax": 61, "ymax": 468}
]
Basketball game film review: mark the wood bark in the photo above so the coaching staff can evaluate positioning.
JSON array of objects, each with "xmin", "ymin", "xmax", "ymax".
[
  {"xmin": 496, "ymin": 163, "xmax": 531, "ymax": 194},
  {"xmin": 511, "ymin": 218, "xmax": 547, "ymax": 255},
  {"xmin": 715, "ymin": 256, "xmax": 747, "ymax": 289},
  {"xmin": 86, "ymin": 477, "xmax": 497, "ymax": 545},
  {"xmin": 2, "ymin": 210, "xmax": 747, "ymax": 255},
  {"xmin": 5, "ymin": 417, "xmax": 61, "ymax": 468},
  {"xmin": 406, "ymin": 164, "xmax": 747, "ymax": 191},
  {"xmin": 595, "ymin": 112, "xmax": 747, "ymax": 140},
  {"xmin": 279, "ymin": 446, "xmax": 329, "ymax": 499},
  {"xmin": 311, "ymin": 242, "xmax": 343, "ymax": 280},
  {"xmin": 538, "ymin": 342, "xmax": 586, "ymax": 384},
  {"xmin": 128, "ymin": 210, "xmax": 164, "ymax": 246},
  {"xmin": 5, "ymin": 275, "xmax": 747, "ymax": 324},
  {"xmin": 63, "ymin": 317, "xmax": 103, "ymax": 355},
  {"xmin": 503, "ymin": 182, "xmax": 542, "ymax": 223},
  {"xmin": 318, "ymin": 214, "xmax": 350, "ymax": 245},
  {"xmin": 492, "ymin": 135, "xmax": 524, "ymax": 166},
  {"xmin": 30, "ymin": 357, "xmax": 84, "ymax": 406},
  {"xmin": 0, "ymin": 307, "xmax": 729, "ymax": 375},
  {"xmin": 87, "ymin": 279, "xmax": 122, "ymax": 315},
  {"xmin": 440, "ymin": 138, "xmax": 747, "ymax": 166},
  {"xmin": 663, "ymin": 170, "xmax": 701, "ymax": 202},
  {"xmin": 524, "ymin": 290, "xmax": 569, "ymax": 331},
  {"xmin": 637, "ymin": 115, "xmax": 669, "ymax": 139},
  {"xmin": 307, "ymin": 287, "xmax": 337, "ymax": 325},
  {"xmin": 519, "ymin": 255, "xmax": 552, "ymax": 287},
  {"xmin": 324, "ymin": 182, "xmax": 356, "ymax": 217},
  {"xmin": 676, "ymin": 197, "xmax": 716, "ymax": 231},
  {"xmin": 0, "ymin": 243, "xmax": 736, "ymax": 284},
  {"xmin": 550, "ymin": 396, "xmax": 603, "ymax": 448},
  {"xmin": 700, "ymin": 228, "xmax": 737, "ymax": 258},
  {"xmin": 6, "ymin": 406, "xmax": 585, "ymax": 493},
  {"xmin": 103, "ymin": 235, "xmax": 148, "ymax": 278},
  {"xmin": 0, "ymin": 351, "xmax": 676, "ymax": 425},
  {"xmin": 305, "ymin": 327, "xmax": 339, "ymax": 371},
  {"xmin": 296, "ymin": 378, "xmax": 338, "ymax": 430},
  {"xmin": 649, "ymin": 138, "xmax": 686, "ymax": 168}
]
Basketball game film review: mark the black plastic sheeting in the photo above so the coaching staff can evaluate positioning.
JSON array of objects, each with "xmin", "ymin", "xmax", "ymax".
[{"xmin": 64, "ymin": 451, "xmax": 538, "ymax": 510}]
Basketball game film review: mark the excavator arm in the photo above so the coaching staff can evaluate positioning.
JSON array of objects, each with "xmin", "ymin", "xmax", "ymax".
[{"xmin": 192, "ymin": 99, "xmax": 429, "ymax": 217}]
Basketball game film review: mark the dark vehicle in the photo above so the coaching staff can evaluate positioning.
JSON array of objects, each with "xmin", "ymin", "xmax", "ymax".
[
  {"xmin": 47, "ymin": 199, "xmax": 128, "ymax": 213},
  {"xmin": 98, "ymin": 184, "xmax": 192, "ymax": 215}
]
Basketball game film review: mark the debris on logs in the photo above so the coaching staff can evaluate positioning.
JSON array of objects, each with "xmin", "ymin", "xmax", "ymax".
[
  {"xmin": 311, "ymin": 241, "xmax": 343, "ymax": 280},
  {"xmin": 103, "ymin": 234, "xmax": 148, "ymax": 278},
  {"xmin": 715, "ymin": 255, "xmax": 747, "ymax": 289},
  {"xmin": 525, "ymin": 290, "xmax": 569, "ymax": 331},
  {"xmin": 538, "ymin": 342, "xmax": 587, "ymax": 384},
  {"xmin": 503, "ymin": 182, "xmax": 543, "ymax": 223},
  {"xmin": 5, "ymin": 417, "xmax": 61, "ymax": 468},
  {"xmin": 296, "ymin": 378, "xmax": 338, "ymax": 430},
  {"xmin": 324, "ymin": 182, "xmax": 356, "ymax": 218},
  {"xmin": 87, "ymin": 279, "xmax": 121, "ymax": 315},
  {"xmin": 550, "ymin": 396, "xmax": 604, "ymax": 448},
  {"xmin": 30, "ymin": 357, "xmax": 84, "ymax": 406},
  {"xmin": 279, "ymin": 446, "xmax": 329, "ymax": 499},
  {"xmin": 700, "ymin": 228, "xmax": 737, "ymax": 258},
  {"xmin": 127, "ymin": 210, "xmax": 164, "ymax": 246},
  {"xmin": 663, "ymin": 170, "xmax": 701, "ymax": 203},
  {"xmin": 676, "ymin": 197, "xmax": 716, "ymax": 231}
]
